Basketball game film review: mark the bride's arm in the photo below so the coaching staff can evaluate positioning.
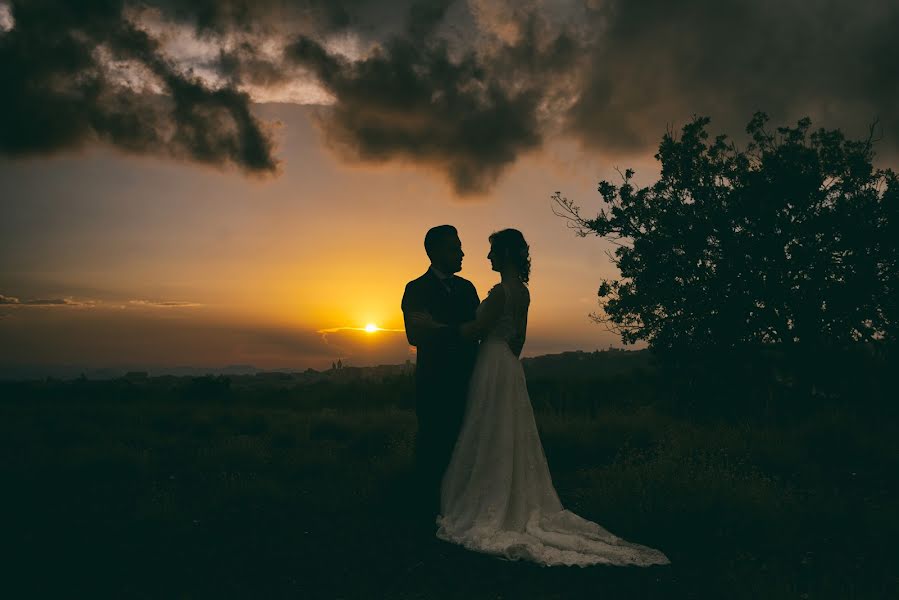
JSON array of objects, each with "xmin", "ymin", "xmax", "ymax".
[
  {"xmin": 509, "ymin": 320, "xmax": 527, "ymax": 357},
  {"xmin": 459, "ymin": 285, "xmax": 505, "ymax": 340}
]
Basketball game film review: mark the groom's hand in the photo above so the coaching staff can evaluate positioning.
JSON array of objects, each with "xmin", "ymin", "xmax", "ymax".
[{"xmin": 409, "ymin": 311, "xmax": 443, "ymax": 329}]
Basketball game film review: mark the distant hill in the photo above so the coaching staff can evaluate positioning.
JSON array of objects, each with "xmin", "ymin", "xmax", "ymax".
[
  {"xmin": 522, "ymin": 349, "xmax": 653, "ymax": 381},
  {"xmin": 0, "ymin": 349, "xmax": 652, "ymax": 382},
  {"xmin": 0, "ymin": 364, "xmax": 262, "ymax": 381}
]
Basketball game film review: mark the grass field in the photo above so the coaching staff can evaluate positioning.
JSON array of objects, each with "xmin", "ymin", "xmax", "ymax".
[{"xmin": 1, "ymin": 376, "xmax": 897, "ymax": 599}]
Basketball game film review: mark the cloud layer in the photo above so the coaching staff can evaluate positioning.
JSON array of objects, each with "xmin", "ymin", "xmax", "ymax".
[
  {"xmin": 0, "ymin": 292, "xmax": 200, "ymax": 309},
  {"xmin": 0, "ymin": 294, "xmax": 88, "ymax": 306},
  {"xmin": 2, "ymin": 0, "xmax": 898, "ymax": 190},
  {"xmin": 565, "ymin": 0, "xmax": 899, "ymax": 156},
  {"xmin": 0, "ymin": 0, "xmax": 278, "ymax": 173}
]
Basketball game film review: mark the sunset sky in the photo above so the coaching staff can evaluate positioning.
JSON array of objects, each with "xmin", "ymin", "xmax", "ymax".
[{"xmin": 2, "ymin": 1, "xmax": 898, "ymax": 371}]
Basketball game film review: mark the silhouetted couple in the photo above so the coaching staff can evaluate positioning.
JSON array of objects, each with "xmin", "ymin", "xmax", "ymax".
[{"xmin": 401, "ymin": 225, "xmax": 669, "ymax": 567}]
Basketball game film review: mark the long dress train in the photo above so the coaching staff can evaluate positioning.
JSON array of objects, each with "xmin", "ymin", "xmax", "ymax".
[{"xmin": 436, "ymin": 283, "xmax": 669, "ymax": 567}]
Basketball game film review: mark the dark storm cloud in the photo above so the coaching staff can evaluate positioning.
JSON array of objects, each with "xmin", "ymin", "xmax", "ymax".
[
  {"xmin": 217, "ymin": 43, "xmax": 290, "ymax": 89},
  {"xmin": 566, "ymin": 0, "xmax": 899, "ymax": 156},
  {"xmin": 3, "ymin": 0, "xmax": 897, "ymax": 191},
  {"xmin": 191, "ymin": 0, "xmax": 899, "ymax": 183},
  {"xmin": 0, "ymin": 0, "xmax": 278, "ymax": 173},
  {"xmin": 288, "ymin": 34, "xmax": 545, "ymax": 194},
  {"xmin": 493, "ymin": 17, "xmax": 579, "ymax": 81},
  {"xmin": 150, "ymin": 0, "xmax": 357, "ymax": 35},
  {"xmin": 405, "ymin": 0, "xmax": 453, "ymax": 40},
  {"xmin": 283, "ymin": 1, "xmax": 584, "ymax": 195}
]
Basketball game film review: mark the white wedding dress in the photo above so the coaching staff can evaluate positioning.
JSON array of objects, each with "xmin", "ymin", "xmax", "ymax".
[{"xmin": 436, "ymin": 281, "xmax": 670, "ymax": 567}]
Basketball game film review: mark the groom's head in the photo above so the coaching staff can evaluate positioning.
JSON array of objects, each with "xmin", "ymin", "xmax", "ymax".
[{"xmin": 425, "ymin": 225, "xmax": 464, "ymax": 274}]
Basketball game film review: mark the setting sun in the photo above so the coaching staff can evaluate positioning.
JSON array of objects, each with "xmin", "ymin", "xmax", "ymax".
[{"xmin": 364, "ymin": 323, "xmax": 379, "ymax": 333}]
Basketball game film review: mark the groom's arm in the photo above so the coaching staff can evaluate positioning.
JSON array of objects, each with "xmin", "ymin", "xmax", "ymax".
[{"xmin": 402, "ymin": 282, "xmax": 463, "ymax": 347}]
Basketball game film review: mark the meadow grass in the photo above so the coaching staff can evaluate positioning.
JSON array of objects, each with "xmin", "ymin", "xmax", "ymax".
[{"xmin": 0, "ymin": 380, "xmax": 896, "ymax": 599}]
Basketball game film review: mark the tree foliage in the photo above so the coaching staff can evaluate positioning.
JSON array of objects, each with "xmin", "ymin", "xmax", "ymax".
[{"xmin": 554, "ymin": 113, "xmax": 898, "ymax": 364}]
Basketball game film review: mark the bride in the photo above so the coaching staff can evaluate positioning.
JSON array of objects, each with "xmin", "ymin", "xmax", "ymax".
[{"xmin": 413, "ymin": 228, "xmax": 669, "ymax": 567}]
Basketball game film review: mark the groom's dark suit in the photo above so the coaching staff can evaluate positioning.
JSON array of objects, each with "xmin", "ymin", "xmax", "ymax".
[{"xmin": 402, "ymin": 269, "xmax": 480, "ymax": 514}]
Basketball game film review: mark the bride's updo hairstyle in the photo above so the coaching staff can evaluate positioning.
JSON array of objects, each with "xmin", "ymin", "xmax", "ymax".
[{"xmin": 489, "ymin": 228, "xmax": 531, "ymax": 283}]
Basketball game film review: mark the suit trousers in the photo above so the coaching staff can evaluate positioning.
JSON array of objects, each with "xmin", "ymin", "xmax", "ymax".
[{"xmin": 414, "ymin": 376, "xmax": 468, "ymax": 516}]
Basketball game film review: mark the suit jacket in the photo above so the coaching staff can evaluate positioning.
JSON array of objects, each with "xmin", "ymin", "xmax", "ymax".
[{"xmin": 401, "ymin": 270, "xmax": 480, "ymax": 392}]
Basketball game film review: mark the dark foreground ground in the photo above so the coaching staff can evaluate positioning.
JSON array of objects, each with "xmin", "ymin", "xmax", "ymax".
[{"xmin": 1, "ymin": 376, "xmax": 897, "ymax": 599}]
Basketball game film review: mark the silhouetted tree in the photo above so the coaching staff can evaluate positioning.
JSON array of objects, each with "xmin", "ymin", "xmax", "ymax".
[{"xmin": 555, "ymin": 113, "xmax": 898, "ymax": 394}]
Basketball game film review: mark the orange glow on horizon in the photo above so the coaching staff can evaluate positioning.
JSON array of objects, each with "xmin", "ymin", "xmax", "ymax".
[{"xmin": 317, "ymin": 324, "xmax": 405, "ymax": 334}]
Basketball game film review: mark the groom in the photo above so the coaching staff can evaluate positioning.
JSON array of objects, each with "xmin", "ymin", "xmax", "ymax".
[{"xmin": 402, "ymin": 225, "xmax": 480, "ymax": 517}]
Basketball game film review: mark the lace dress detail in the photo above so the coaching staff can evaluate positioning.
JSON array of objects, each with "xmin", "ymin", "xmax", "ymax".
[
  {"xmin": 482, "ymin": 282, "xmax": 527, "ymax": 356},
  {"xmin": 436, "ymin": 282, "xmax": 669, "ymax": 567}
]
